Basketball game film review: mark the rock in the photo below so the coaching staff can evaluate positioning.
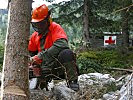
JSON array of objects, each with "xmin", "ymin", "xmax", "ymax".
[
  {"xmin": 2, "ymin": 72, "xmax": 132, "ymax": 100},
  {"xmin": 52, "ymin": 84, "xmax": 76, "ymax": 100},
  {"xmin": 103, "ymin": 74, "xmax": 133, "ymax": 100},
  {"xmin": 118, "ymin": 74, "xmax": 133, "ymax": 100},
  {"xmin": 78, "ymin": 73, "xmax": 116, "ymax": 88},
  {"xmin": 103, "ymin": 92, "xmax": 118, "ymax": 100},
  {"xmin": 48, "ymin": 80, "xmax": 67, "ymax": 90}
]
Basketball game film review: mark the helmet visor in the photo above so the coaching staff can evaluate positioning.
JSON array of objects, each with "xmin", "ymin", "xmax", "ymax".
[
  {"xmin": 31, "ymin": 20, "xmax": 47, "ymax": 29},
  {"xmin": 31, "ymin": 18, "xmax": 48, "ymax": 33}
]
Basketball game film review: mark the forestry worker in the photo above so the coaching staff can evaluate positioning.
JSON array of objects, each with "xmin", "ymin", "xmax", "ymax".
[{"xmin": 28, "ymin": 4, "xmax": 79, "ymax": 91}]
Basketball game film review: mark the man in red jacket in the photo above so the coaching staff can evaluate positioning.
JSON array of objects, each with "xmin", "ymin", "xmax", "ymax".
[{"xmin": 28, "ymin": 4, "xmax": 79, "ymax": 91}]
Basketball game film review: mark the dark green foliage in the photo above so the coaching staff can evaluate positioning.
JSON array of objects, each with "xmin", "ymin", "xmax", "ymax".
[
  {"xmin": 50, "ymin": 0, "xmax": 84, "ymax": 49},
  {"xmin": 96, "ymin": 50, "xmax": 125, "ymax": 68},
  {"xmin": 0, "ymin": 44, "xmax": 4, "ymax": 71},
  {"xmin": 77, "ymin": 49, "xmax": 133, "ymax": 74},
  {"xmin": 0, "ymin": 9, "xmax": 8, "ymax": 37},
  {"xmin": 51, "ymin": 0, "xmax": 83, "ymax": 25},
  {"xmin": 45, "ymin": 0, "xmax": 133, "ymax": 50},
  {"xmin": 0, "ymin": 10, "xmax": 7, "ymax": 71},
  {"xmin": 77, "ymin": 51, "xmax": 102, "ymax": 73}
]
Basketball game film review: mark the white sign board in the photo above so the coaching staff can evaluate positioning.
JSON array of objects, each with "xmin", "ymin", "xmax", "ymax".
[{"xmin": 104, "ymin": 36, "xmax": 116, "ymax": 46}]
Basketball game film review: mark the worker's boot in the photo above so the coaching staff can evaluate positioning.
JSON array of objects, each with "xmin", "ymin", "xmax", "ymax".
[
  {"xmin": 68, "ymin": 79, "xmax": 79, "ymax": 91},
  {"xmin": 58, "ymin": 49, "xmax": 79, "ymax": 91}
]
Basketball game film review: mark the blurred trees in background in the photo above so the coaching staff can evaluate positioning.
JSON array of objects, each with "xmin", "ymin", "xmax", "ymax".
[
  {"xmin": 0, "ymin": 9, "xmax": 8, "ymax": 70},
  {"xmin": 0, "ymin": 0, "xmax": 133, "ymax": 70},
  {"xmin": 49, "ymin": 0, "xmax": 133, "ymax": 49}
]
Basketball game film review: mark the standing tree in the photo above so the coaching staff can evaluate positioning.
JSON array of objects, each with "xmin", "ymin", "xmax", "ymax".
[
  {"xmin": 83, "ymin": 0, "xmax": 90, "ymax": 44},
  {"xmin": 1, "ymin": 0, "xmax": 32, "ymax": 99},
  {"xmin": 121, "ymin": 0, "xmax": 132, "ymax": 48}
]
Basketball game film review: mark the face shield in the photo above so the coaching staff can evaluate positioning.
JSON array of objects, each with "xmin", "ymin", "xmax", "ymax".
[{"xmin": 31, "ymin": 18, "xmax": 49, "ymax": 35}]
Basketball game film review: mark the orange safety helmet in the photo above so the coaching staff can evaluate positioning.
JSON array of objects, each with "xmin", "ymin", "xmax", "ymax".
[{"xmin": 31, "ymin": 4, "xmax": 49, "ymax": 22}]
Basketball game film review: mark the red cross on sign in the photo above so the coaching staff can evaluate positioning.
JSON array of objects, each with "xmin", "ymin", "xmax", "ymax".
[
  {"xmin": 105, "ymin": 36, "xmax": 115, "ymax": 44},
  {"xmin": 104, "ymin": 36, "xmax": 116, "ymax": 46}
]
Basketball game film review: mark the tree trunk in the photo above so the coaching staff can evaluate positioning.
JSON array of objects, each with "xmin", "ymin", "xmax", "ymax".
[
  {"xmin": 121, "ymin": 10, "xmax": 129, "ymax": 48},
  {"xmin": 121, "ymin": 0, "xmax": 131, "ymax": 48},
  {"xmin": 83, "ymin": 0, "xmax": 90, "ymax": 44},
  {"xmin": 1, "ymin": 0, "xmax": 32, "ymax": 99}
]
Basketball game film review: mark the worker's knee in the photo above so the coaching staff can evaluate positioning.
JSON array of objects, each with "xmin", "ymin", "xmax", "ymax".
[
  {"xmin": 58, "ymin": 49, "xmax": 76, "ymax": 63},
  {"xmin": 58, "ymin": 49, "xmax": 80, "ymax": 79}
]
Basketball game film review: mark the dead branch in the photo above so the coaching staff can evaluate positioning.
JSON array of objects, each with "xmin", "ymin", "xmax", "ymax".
[
  {"xmin": 104, "ymin": 67, "xmax": 133, "ymax": 73},
  {"xmin": 112, "ymin": 4, "xmax": 133, "ymax": 13}
]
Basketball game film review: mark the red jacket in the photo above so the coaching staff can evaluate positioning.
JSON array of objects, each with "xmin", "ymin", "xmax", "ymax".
[{"xmin": 28, "ymin": 22, "xmax": 68, "ymax": 52}]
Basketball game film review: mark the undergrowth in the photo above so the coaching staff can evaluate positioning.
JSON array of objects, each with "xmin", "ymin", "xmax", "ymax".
[{"xmin": 77, "ymin": 48, "xmax": 133, "ymax": 74}]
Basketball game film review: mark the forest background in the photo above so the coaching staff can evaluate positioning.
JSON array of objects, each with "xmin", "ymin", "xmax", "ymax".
[{"xmin": 0, "ymin": 0, "xmax": 133, "ymax": 75}]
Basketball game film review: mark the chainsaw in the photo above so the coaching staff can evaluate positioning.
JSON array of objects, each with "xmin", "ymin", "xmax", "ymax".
[{"xmin": 29, "ymin": 63, "xmax": 65, "ymax": 90}]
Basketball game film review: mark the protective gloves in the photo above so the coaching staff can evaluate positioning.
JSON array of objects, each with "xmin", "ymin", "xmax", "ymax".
[{"xmin": 30, "ymin": 55, "xmax": 42, "ymax": 65}]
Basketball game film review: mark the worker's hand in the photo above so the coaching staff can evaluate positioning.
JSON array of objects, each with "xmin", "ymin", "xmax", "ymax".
[{"xmin": 30, "ymin": 55, "xmax": 42, "ymax": 65}]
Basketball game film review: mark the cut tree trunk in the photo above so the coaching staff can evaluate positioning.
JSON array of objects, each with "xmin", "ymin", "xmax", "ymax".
[{"xmin": 1, "ymin": 0, "xmax": 32, "ymax": 99}]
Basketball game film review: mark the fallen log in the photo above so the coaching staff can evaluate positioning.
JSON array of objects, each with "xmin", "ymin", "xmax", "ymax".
[{"xmin": 104, "ymin": 67, "xmax": 133, "ymax": 73}]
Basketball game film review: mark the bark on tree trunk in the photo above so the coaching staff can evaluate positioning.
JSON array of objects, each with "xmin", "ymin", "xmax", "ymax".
[
  {"xmin": 83, "ymin": 0, "xmax": 90, "ymax": 44},
  {"xmin": 121, "ymin": 0, "xmax": 131, "ymax": 48},
  {"xmin": 122, "ymin": 10, "xmax": 129, "ymax": 48},
  {"xmin": 1, "ymin": 0, "xmax": 32, "ymax": 99}
]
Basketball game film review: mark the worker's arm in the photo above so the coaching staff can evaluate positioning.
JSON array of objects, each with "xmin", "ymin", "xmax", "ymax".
[
  {"xmin": 37, "ymin": 38, "xmax": 69, "ymax": 64},
  {"xmin": 31, "ymin": 38, "xmax": 69, "ymax": 65}
]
